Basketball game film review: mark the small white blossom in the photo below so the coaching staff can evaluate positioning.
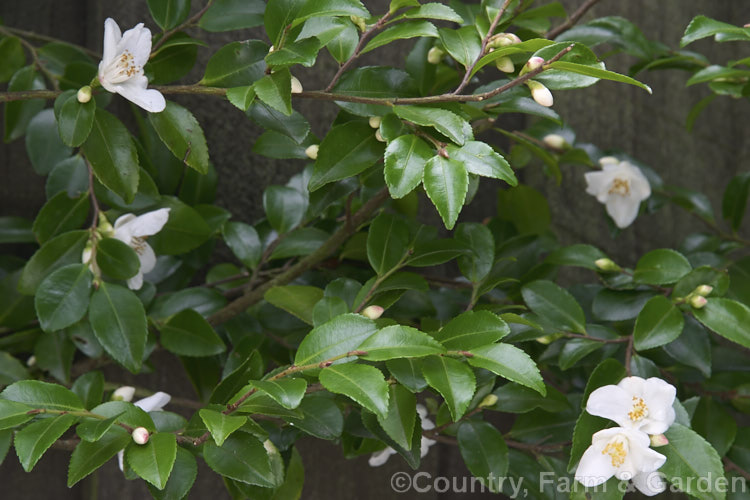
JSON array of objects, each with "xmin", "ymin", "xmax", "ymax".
[
  {"xmin": 112, "ymin": 208, "xmax": 170, "ymax": 290},
  {"xmin": 575, "ymin": 427, "xmax": 667, "ymax": 496},
  {"xmin": 586, "ymin": 377, "xmax": 676, "ymax": 435},
  {"xmin": 98, "ymin": 18, "xmax": 165, "ymax": 112},
  {"xmin": 369, "ymin": 404, "xmax": 435, "ymax": 466},
  {"xmin": 584, "ymin": 158, "xmax": 651, "ymax": 229}
]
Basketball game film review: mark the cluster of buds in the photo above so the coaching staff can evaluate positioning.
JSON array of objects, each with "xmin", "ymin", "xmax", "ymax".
[
  {"xmin": 686, "ymin": 284, "xmax": 713, "ymax": 309},
  {"xmin": 487, "ymin": 33, "xmax": 522, "ymax": 73},
  {"xmin": 350, "ymin": 15, "xmax": 367, "ymax": 32},
  {"xmin": 81, "ymin": 213, "xmax": 116, "ymax": 275}
]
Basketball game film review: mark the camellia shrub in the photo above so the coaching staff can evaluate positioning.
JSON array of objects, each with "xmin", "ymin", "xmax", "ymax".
[{"xmin": 0, "ymin": 1, "xmax": 749, "ymax": 498}]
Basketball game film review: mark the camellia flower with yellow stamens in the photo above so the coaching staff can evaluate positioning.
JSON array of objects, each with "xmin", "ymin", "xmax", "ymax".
[
  {"xmin": 586, "ymin": 376, "xmax": 676, "ymax": 434},
  {"xmin": 575, "ymin": 427, "xmax": 667, "ymax": 496},
  {"xmin": 112, "ymin": 208, "xmax": 170, "ymax": 290},
  {"xmin": 98, "ymin": 18, "xmax": 166, "ymax": 112},
  {"xmin": 584, "ymin": 157, "xmax": 651, "ymax": 229}
]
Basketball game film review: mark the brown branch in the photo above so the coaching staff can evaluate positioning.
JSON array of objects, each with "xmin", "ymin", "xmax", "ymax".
[
  {"xmin": 3, "ymin": 27, "xmax": 100, "ymax": 59},
  {"xmin": 453, "ymin": 0, "xmax": 513, "ymax": 94},
  {"xmin": 724, "ymin": 456, "xmax": 750, "ymax": 482},
  {"xmin": 545, "ymin": 0, "xmax": 604, "ymax": 40},
  {"xmin": 207, "ymin": 188, "xmax": 388, "ymax": 327},
  {"xmin": 624, "ymin": 334, "xmax": 634, "ymax": 376},
  {"xmin": 325, "ymin": 11, "xmax": 392, "ymax": 92}
]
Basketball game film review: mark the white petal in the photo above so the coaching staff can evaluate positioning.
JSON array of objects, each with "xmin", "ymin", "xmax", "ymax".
[
  {"xmin": 617, "ymin": 377, "xmax": 646, "ymax": 395},
  {"xmin": 628, "ymin": 434, "xmax": 666, "ymax": 473},
  {"xmin": 134, "ymin": 391, "xmax": 171, "ymax": 412},
  {"xmin": 368, "ymin": 447, "xmax": 396, "ymax": 467},
  {"xmin": 116, "ymin": 23, "xmax": 147, "ymax": 60},
  {"xmin": 102, "ymin": 18, "xmax": 122, "ymax": 66},
  {"xmin": 605, "ymin": 194, "xmax": 641, "ymax": 229},
  {"xmin": 420, "ymin": 436, "xmax": 436, "ymax": 458},
  {"xmin": 575, "ymin": 443, "xmax": 617, "ymax": 487},
  {"xmin": 586, "ymin": 385, "xmax": 634, "ymax": 427},
  {"xmin": 127, "ymin": 271, "xmax": 144, "ymax": 290},
  {"xmin": 113, "ymin": 213, "xmax": 137, "ymax": 242},
  {"xmin": 117, "ymin": 450, "xmax": 125, "ymax": 471},
  {"xmin": 630, "ymin": 169, "xmax": 651, "ymax": 200},
  {"xmin": 632, "ymin": 471, "xmax": 667, "ymax": 496},
  {"xmin": 113, "ymin": 78, "xmax": 166, "ymax": 112},
  {"xmin": 138, "ymin": 243, "xmax": 157, "ymax": 275},
  {"xmin": 130, "ymin": 208, "xmax": 171, "ymax": 237},
  {"xmin": 123, "ymin": 24, "xmax": 152, "ymax": 67},
  {"xmin": 584, "ymin": 171, "xmax": 608, "ymax": 196}
]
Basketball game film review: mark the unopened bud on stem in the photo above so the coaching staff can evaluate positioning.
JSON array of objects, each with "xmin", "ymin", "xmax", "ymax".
[
  {"xmin": 375, "ymin": 130, "xmax": 386, "ymax": 142},
  {"xmin": 77, "ymin": 86, "xmax": 92, "ymax": 103},
  {"xmin": 595, "ymin": 258, "xmax": 621, "ymax": 272},
  {"xmin": 520, "ymin": 56, "xmax": 545, "ymax": 76},
  {"xmin": 694, "ymin": 285, "xmax": 713, "ymax": 297},
  {"xmin": 427, "ymin": 47, "xmax": 444, "ymax": 64},
  {"xmin": 305, "ymin": 144, "xmax": 319, "ymax": 160},
  {"xmin": 689, "ymin": 295, "xmax": 708, "ymax": 309},
  {"xmin": 650, "ymin": 434, "xmax": 669, "ymax": 447},
  {"xmin": 479, "ymin": 394, "xmax": 498, "ymax": 408},
  {"xmin": 495, "ymin": 56, "xmax": 514, "ymax": 73},
  {"xmin": 112, "ymin": 386, "xmax": 136, "ymax": 402},
  {"xmin": 526, "ymin": 80, "xmax": 553, "ymax": 107},
  {"xmin": 132, "ymin": 427, "xmax": 150, "ymax": 445},
  {"xmin": 543, "ymin": 134, "xmax": 568, "ymax": 150},
  {"xmin": 290, "ymin": 76, "xmax": 303, "ymax": 94},
  {"xmin": 362, "ymin": 305, "xmax": 384, "ymax": 320},
  {"xmin": 369, "ymin": 116, "xmax": 382, "ymax": 129}
]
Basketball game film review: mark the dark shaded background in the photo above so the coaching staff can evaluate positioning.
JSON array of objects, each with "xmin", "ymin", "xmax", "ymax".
[{"xmin": 1, "ymin": 0, "xmax": 749, "ymax": 498}]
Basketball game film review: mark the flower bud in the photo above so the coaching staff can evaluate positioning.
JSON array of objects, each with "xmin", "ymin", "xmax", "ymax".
[
  {"xmin": 495, "ymin": 56, "xmax": 514, "ymax": 73},
  {"xmin": 368, "ymin": 116, "xmax": 382, "ymax": 129},
  {"xmin": 305, "ymin": 144, "xmax": 319, "ymax": 160},
  {"xmin": 131, "ymin": 427, "xmax": 150, "ymax": 445},
  {"xmin": 26, "ymin": 355, "xmax": 36, "ymax": 367},
  {"xmin": 520, "ymin": 56, "xmax": 544, "ymax": 76},
  {"xmin": 526, "ymin": 80, "xmax": 553, "ymax": 107},
  {"xmin": 650, "ymin": 434, "xmax": 669, "ymax": 447},
  {"xmin": 479, "ymin": 394, "xmax": 498, "ymax": 408},
  {"xmin": 689, "ymin": 295, "xmax": 708, "ymax": 309},
  {"xmin": 487, "ymin": 33, "xmax": 521, "ymax": 49},
  {"xmin": 350, "ymin": 15, "xmax": 367, "ymax": 32},
  {"xmin": 535, "ymin": 334, "xmax": 555, "ymax": 345},
  {"xmin": 97, "ymin": 212, "xmax": 114, "ymax": 237},
  {"xmin": 694, "ymin": 285, "xmax": 713, "ymax": 297},
  {"xmin": 427, "ymin": 47, "xmax": 444, "ymax": 64},
  {"xmin": 81, "ymin": 241, "xmax": 94, "ymax": 265},
  {"xmin": 112, "ymin": 386, "xmax": 136, "ymax": 402},
  {"xmin": 362, "ymin": 305, "xmax": 384, "ymax": 320},
  {"xmin": 594, "ymin": 258, "xmax": 621, "ymax": 272},
  {"xmin": 290, "ymin": 76, "xmax": 303, "ymax": 94},
  {"xmin": 375, "ymin": 130, "xmax": 386, "ymax": 142},
  {"xmin": 543, "ymin": 134, "xmax": 568, "ymax": 150},
  {"xmin": 598, "ymin": 156, "xmax": 620, "ymax": 167},
  {"xmin": 77, "ymin": 86, "xmax": 92, "ymax": 103}
]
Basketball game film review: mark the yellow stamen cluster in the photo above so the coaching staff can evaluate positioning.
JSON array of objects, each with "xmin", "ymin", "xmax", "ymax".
[
  {"xmin": 609, "ymin": 178, "xmax": 631, "ymax": 196},
  {"xmin": 602, "ymin": 439, "xmax": 627, "ymax": 467},
  {"xmin": 628, "ymin": 396, "xmax": 649, "ymax": 422},
  {"xmin": 131, "ymin": 236, "xmax": 148, "ymax": 255}
]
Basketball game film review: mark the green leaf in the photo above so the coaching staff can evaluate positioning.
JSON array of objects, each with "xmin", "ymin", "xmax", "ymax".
[
  {"xmin": 248, "ymin": 102, "xmax": 310, "ymax": 143},
  {"xmin": 326, "ymin": 22, "xmax": 358, "ymax": 63},
  {"xmin": 634, "ymin": 248, "xmax": 692, "ymax": 285},
  {"xmin": 88, "ymin": 282, "xmax": 148, "ymax": 373},
  {"xmin": 147, "ymin": 197, "xmax": 212, "ymax": 255},
  {"xmin": 68, "ymin": 427, "xmax": 131, "ymax": 486},
  {"xmin": 0, "ymin": 37, "xmax": 25, "ymax": 83},
  {"xmin": 358, "ymin": 325, "xmax": 446, "ymax": 361},
  {"xmin": 148, "ymin": 0, "xmax": 190, "ymax": 30},
  {"xmin": 497, "ymin": 184, "xmax": 551, "ymax": 235},
  {"xmin": 147, "ymin": 34, "xmax": 202, "ymax": 85},
  {"xmin": 455, "ymin": 222, "xmax": 494, "ymax": 283},
  {"xmin": 201, "ymin": 40, "xmax": 267, "ymax": 87},
  {"xmin": 0, "ymin": 216, "xmax": 34, "ymax": 243},
  {"xmin": 363, "ymin": 20, "xmax": 438, "ymax": 54},
  {"xmin": 661, "ymin": 424, "xmax": 726, "ymax": 500},
  {"xmin": 83, "ymin": 108, "xmax": 140, "ymax": 203},
  {"xmin": 285, "ymin": 395, "xmax": 343, "ymax": 440},
  {"xmin": 126, "ymin": 432, "xmax": 177, "ymax": 490},
  {"xmin": 222, "ymin": 221, "xmax": 261, "ymax": 269},
  {"xmin": 421, "ymin": 356, "xmax": 475, "ymax": 421},
  {"xmin": 295, "ymin": 313, "xmax": 376, "ymax": 366},
  {"xmin": 694, "ymin": 298, "xmax": 750, "ymax": 349},
  {"xmin": 1, "ymin": 380, "xmax": 84, "ymax": 412},
  {"xmin": 199, "ymin": 0, "xmax": 265, "ymax": 31},
  {"xmin": 319, "ymin": 363, "xmax": 389, "ymax": 418},
  {"xmin": 0, "ymin": 400, "xmax": 33, "ymax": 430},
  {"xmin": 254, "ymin": 69, "xmax": 292, "ymax": 116},
  {"xmin": 252, "ymin": 378, "xmax": 307, "ymax": 409},
  {"xmin": 266, "ymin": 38, "xmax": 320, "ymax": 68},
  {"xmin": 405, "ymin": 238, "xmax": 469, "ymax": 267},
  {"xmin": 546, "ymin": 244, "xmax": 607, "ymax": 270},
  {"xmin": 264, "ymin": 285, "xmax": 324, "ymax": 326},
  {"xmin": 70, "ymin": 372, "xmax": 104, "ymax": 410},
  {"xmin": 32, "ymin": 191, "xmax": 89, "ymax": 244},
  {"xmin": 292, "ymin": 0, "xmax": 369, "ymax": 28},
  {"xmin": 76, "ymin": 412, "xmax": 123, "ymax": 442},
  {"xmin": 14, "ymin": 414, "xmax": 77, "ymax": 471},
  {"xmin": 95, "ymin": 237, "xmax": 140, "ymax": 280},
  {"xmin": 366, "ymin": 213, "xmax": 410, "ymax": 276},
  {"xmin": 432, "ymin": 310, "xmax": 510, "ymax": 350},
  {"xmin": 331, "ymin": 67, "xmax": 417, "ymax": 117},
  {"xmin": 4, "ymin": 66, "xmax": 45, "ymax": 142},
  {"xmin": 423, "ymin": 155, "xmax": 468, "ymax": 230},
  {"xmin": 18, "ymin": 230, "xmax": 89, "ymax": 294},
  {"xmin": 468, "ymin": 343, "xmax": 545, "ymax": 395},
  {"xmin": 681, "ymin": 15, "xmax": 750, "ymax": 47},
  {"xmin": 226, "ymin": 85, "xmax": 256, "ymax": 111},
  {"xmin": 270, "ymin": 227, "xmax": 329, "ymax": 260},
  {"xmin": 146, "ymin": 447, "xmax": 197, "ymax": 500},
  {"xmin": 34, "ymin": 263, "xmax": 92, "ymax": 332},
  {"xmin": 438, "ymin": 26, "xmax": 481, "ymax": 68},
  {"xmin": 25, "ymin": 108, "xmax": 72, "ymax": 174},
  {"xmin": 0, "ymin": 350, "xmax": 31, "ymax": 385},
  {"xmin": 532, "ymin": 42, "xmax": 603, "ymax": 90},
  {"xmin": 446, "ymin": 141, "xmax": 517, "ymax": 185},
  {"xmin": 309, "ymin": 122, "xmax": 385, "ymax": 191},
  {"xmin": 264, "ymin": 185, "xmax": 307, "ymax": 234},
  {"xmin": 160, "ymin": 309, "xmax": 226, "ymax": 356},
  {"xmin": 633, "ymin": 295, "xmax": 685, "ymax": 351},
  {"xmin": 387, "ymin": 358, "xmax": 428, "ymax": 393},
  {"xmin": 521, "ymin": 280, "xmax": 587, "ymax": 334},
  {"xmin": 548, "ymin": 61, "xmax": 652, "ymax": 93},
  {"xmin": 199, "ymin": 409, "xmax": 246, "ymax": 446},
  {"xmin": 457, "ymin": 421, "xmax": 508, "ymax": 492},
  {"xmin": 312, "ymin": 296, "xmax": 348, "ymax": 326},
  {"xmin": 722, "ymin": 172, "xmax": 750, "ymax": 232},
  {"xmin": 488, "ymin": 384, "xmax": 569, "ymax": 414},
  {"xmin": 203, "ymin": 432, "xmax": 275, "ymax": 487},
  {"xmin": 377, "ymin": 385, "xmax": 416, "ymax": 450},
  {"xmin": 90, "ymin": 401, "xmax": 155, "ymax": 430},
  {"xmin": 471, "ymin": 39, "xmax": 555, "ymax": 77},
  {"xmin": 148, "ymin": 101, "xmax": 209, "ymax": 174},
  {"xmin": 393, "ymin": 106, "xmax": 472, "ymax": 146},
  {"xmin": 692, "ymin": 397, "xmax": 737, "ymax": 457},
  {"xmin": 384, "ymin": 134, "xmax": 432, "ymax": 199},
  {"xmin": 401, "ymin": 3, "xmax": 463, "ymax": 23}
]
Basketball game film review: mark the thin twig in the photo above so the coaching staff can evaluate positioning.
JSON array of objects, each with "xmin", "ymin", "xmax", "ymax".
[
  {"xmin": 545, "ymin": 0, "xmax": 604, "ymax": 40},
  {"xmin": 152, "ymin": 0, "xmax": 215, "ymax": 53},
  {"xmin": 3, "ymin": 26, "xmax": 100, "ymax": 59},
  {"xmin": 724, "ymin": 456, "xmax": 750, "ymax": 482},
  {"xmin": 624, "ymin": 335, "xmax": 634, "ymax": 376},
  {"xmin": 0, "ymin": 26, "xmax": 59, "ymax": 90}
]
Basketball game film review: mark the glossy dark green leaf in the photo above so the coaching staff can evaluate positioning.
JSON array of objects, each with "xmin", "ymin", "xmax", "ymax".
[
  {"xmin": 95, "ymin": 238, "xmax": 140, "ymax": 280},
  {"xmin": 25, "ymin": 108, "xmax": 72, "ymax": 174},
  {"xmin": 0, "ymin": 399, "xmax": 33, "ymax": 430},
  {"xmin": 521, "ymin": 280, "xmax": 587, "ymax": 334},
  {"xmin": 76, "ymin": 413, "xmax": 123, "ymax": 442},
  {"xmin": 446, "ymin": 142, "xmax": 517, "ymax": 185},
  {"xmin": 201, "ymin": 40, "xmax": 267, "ymax": 87},
  {"xmin": 291, "ymin": 0, "xmax": 369, "ymax": 28},
  {"xmin": 633, "ymin": 249, "xmax": 692, "ymax": 285},
  {"xmin": 722, "ymin": 172, "xmax": 750, "ymax": 232},
  {"xmin": 252, "ymin": 378, "xmax": 307, "ymax": 410},
  {"xmin": 0, "ymin": 37, "xmax": 25, "ymax": 82},
  {"xmin": 126, "ymin": 432, "xmax": 177, "ymax": 490},
  {"xmin": 32, "ymin": 191, "xmax": 89, "ymax": 243},
  {"xmin": 14, "ymin": 413, "xmax": 77, "ymax": 471},
  {"xmin": 633, "ymin": 295, "xmax": 684, "ymax": 350},
  {"xmin": 694, "ymin": 298, "xmax": 750, "ymax": 349},
  {"xmin": 421, "ymin": 356, "xmax": 475, "ymax": 421},
  {"xmin": 359, "ymin": 325, "xmax": 446, "ymax": 361},
  {"xmin": 146, "ymin": 446, "xmax": 197, "ymax": 500},
  {"xmin": 147, "ymin": 33, "xmax": 201, "ymax": 85},
  {"xmin": 394, "ymin": 106, "xmax": 472, "ymax": 146},
  {"xmin": 254, "ymin": 69, "xmax": 292, "ymax": 116},
  {"xmin": 319, "ymin": 363, "xmax": 389, "ymax": 418},
  {"xmin": 377, "ymin": 385, "xmax": 416, "ymax": 450},
  {"xmin": 203, "ymin": 432, "xmax": 275, "ymax": 487},
  {"xmin": 661, "ymin": 424, "xmax": 726, "ymax": 500},
  {"xmin": 285, "ymin": 395, "xmax": 343, "ymax": 440},
  {"xmin": 67, "ymin": 427, "xmax": 130, "ymax": 486},
  {"xmin": 4, "ymin": 66, "xmax": 45, "ymax": 142},
  {"xmin": 432, "ymin": 310, "xmax": 509, "ymax": 350},
  {"xmin": 331, "ymin": 67, "xmax": 418, "ymax": 117},
  {"xmin": 386, "ymin": 358, "xmax": 428, "ymax": 393},
  {"xmin": 545, "ymin": 244, "xmax": 607, "ymax": 270},
  {"xmin": 34, "ymin": 263, "xmax": 92, "ymax": 332},
  {"xmin": 160, "ymin": 309, "xmax": 226, "ymax": 356},
  {"xmin": 148, "ymin": 0, "xmax": 190, "ymax": 29},
  {"xmin": 497, "ymin": 184, "xmax": 551, "ymax": 235},
  {"xmin": 681, "ymin": 15, "xmax": 750, "ymax": 47},
  {"xmin": 199, "ymin": 0, "xmax": 265, "ymax": 31},
  {"xmin": 363, "ymin": 20, "xmax": 438, "ymax": 53},
  {"xmin": 457, "ymin": 421, "xmax": 508, "ymax": 492},
  {"xmin": 384, "ymin": 134, "xmax": 432, "ymax": 199},
  {"xmin": 455, "ymin": 222, "xmax": 494, "ymax": 283},
  {"xmin": 1, "ymin": 380, "xmax": 84, "ymax": 412},
  {"xmin": 0, "ymin": 216, "xmax": 34, "ymax": 244},
  {"xmin": 295, "ymin": 313, "xmax": 377, "ymax": 366},
  {"xmin": 423, "ymin": 155, "xmax": 468, "ymax": 230},
  {"xmin": 266, "ymin": 38, "xmax": 320, "ymax": 68},
  {"xmin": 366, "ymin": 213, "xmax": 410, "ymax": 276},
  {"xmin": 148, "ymin": 197, "xmax": 212, "ymax": 255},
  {"xmin": 89, "ymin": 282, "xmax": 148, "ymax": 373},
  {"xmin": 222, "ymin": 221, "xmax": 261, "ymax": 269},
  {"xmin": 469, "ymin": 343, "xmax": 545, "ymax": 395},
  {"xmin": 264, "ymin": 285, "xmax": 324, "ymax": 326},
  {"xmin": 438, "ymin": 26, "xmax": 481, "ymax": 68},
  {"xmin": 264, "ymin": 185, "xmax": 307, "ymax": 234},
  {"xmin": 55, "ymin": 85, "xmax": 95, "ymax": 147},
  {"xmin": 18, "ymin": 230, "xmax": 89, "ymax": 294},
  {"xmin": 148, "ymin": 101, "xmax": 209, "ymax": 174},
  {"xmin": 692, "ymin": 397, "xmax": 736, "ymax": 457}
]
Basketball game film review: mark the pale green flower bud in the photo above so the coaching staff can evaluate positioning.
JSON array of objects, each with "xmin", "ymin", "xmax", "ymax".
[
  {"xmin": 427, "ymin": 47, "xmax": 444, "ymax": 64},
  {"xmin": 77, "ymin": 86, "xmax": 92, "ymax": 103},
  {"xmin": 362, "ymin": 305, "xmax": 384, "ymax": 320},
  {"xmin": 369, "ymin": 116, "xmax": 382, "ymax": 129},
  {"xmin": 495, "ymin": 56, "xmax": 514, "ymax": 73},
  {"xmin": 305, "ymin": 144, "xmax": 319, "ymax": 160},
  {"xmin": 694, "ymin": 285, "xmax": 713, "ymax": 297},
  {"xmin": 526, "ymin": 80, "xmax": 553, "ymax": 107},
  {"xmin": 595, "ymin": 258, "xmax": 621, "ymax": 272},
  {"xmin": 650, "ymin": 434, "xmax": 669, "ymax": 447},
  {"xmin": 479, "ymin": 394, "xmax": 498, "ymax": 408},
  {"xmin": 350, "ymin": 15, "xmax": 367, "ymax": 32},
  {"xmin": 690, "ymin": 295, "xmax": 708, "ymax": 309},
  {"xmin": 543, "ymin": 134, "xmax": 568, "ymax": 150}
]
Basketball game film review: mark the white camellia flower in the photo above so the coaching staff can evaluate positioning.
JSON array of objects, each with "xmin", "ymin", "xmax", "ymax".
[
  {"xmin": 584, "ymin": 157, "xmax": 651, "ymax": 229},
  {"xmin": 118, "ymin": 391, "xmax": 171, "ymax": 470},
  {"xmin": 112, "ymin": 208, "xmax": 170, "ymax": 290},
  {"xmin": 98, "ymin": 18, "xmax": 166, "ymax": 113},
  {"xmin": 575, "ymin": 427, "xmax": 667, "ymax": 496},
  {"xmin": 368, "ymin": 404, "xmax": 436, "ymax": 466},
  {"xmin": 586, "ymin": 376, "xmax": 676, "ymax": 435}
]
